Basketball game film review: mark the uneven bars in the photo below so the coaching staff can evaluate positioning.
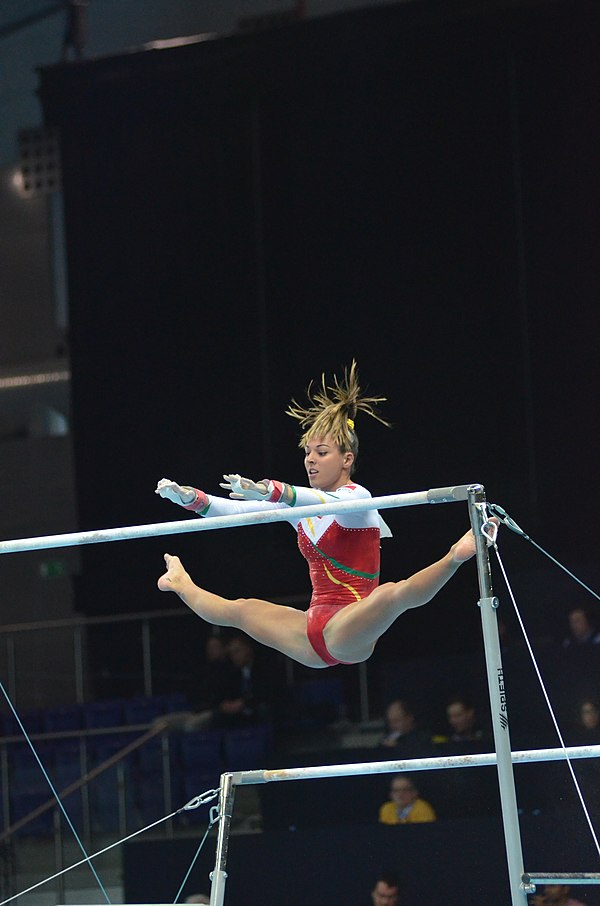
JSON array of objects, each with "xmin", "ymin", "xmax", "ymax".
[
  {"xmin": 231, "ymin": 744, "xmax": 600, "ymax": 785},
  {"xmin": 0, "ymin": 484, "xmax": 474, "ymax": 555}
]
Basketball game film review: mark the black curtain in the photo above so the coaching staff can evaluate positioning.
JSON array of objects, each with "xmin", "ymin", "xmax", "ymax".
[{"xmin": 38, "ymin": 0, "xmax": 600, "ymax": 657}]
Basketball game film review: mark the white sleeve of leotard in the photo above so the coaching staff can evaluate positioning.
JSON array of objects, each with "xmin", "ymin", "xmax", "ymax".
[
  {"xmin": 284, "ymin": 482, "xmax": 391, "ymax": 535},
  {"xmin": 197, "ymin": 483, "xmax": 391, "ymax": 536},
  {"xmin": 201, "ymin": 495, "xmax": 289, "ymax": 518}
]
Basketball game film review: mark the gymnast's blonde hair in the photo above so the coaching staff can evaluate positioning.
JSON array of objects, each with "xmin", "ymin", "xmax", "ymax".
[{"xmin": 286, "ymin": 360, "xmax": 390, "ymax": 472}]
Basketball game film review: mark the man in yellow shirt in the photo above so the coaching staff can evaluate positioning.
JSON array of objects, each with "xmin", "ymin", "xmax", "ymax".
[{"xmin": 378, "ymin": 774, "xmax": 436, "ymax": 824}]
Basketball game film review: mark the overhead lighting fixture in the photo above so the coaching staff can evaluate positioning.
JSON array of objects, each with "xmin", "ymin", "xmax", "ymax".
[{"xmin": 0, "ymin": 369, "xmax": 70, "ymax": 390}]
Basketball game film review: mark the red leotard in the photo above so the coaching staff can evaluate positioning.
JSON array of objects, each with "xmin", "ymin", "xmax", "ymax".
[
  {"xmin": 298, "ymin": 518, "xmax": 380, "ymax": 665},
  {"xmin": 189, "ymin": 481, "xmax": 387, "ymax": 666}
]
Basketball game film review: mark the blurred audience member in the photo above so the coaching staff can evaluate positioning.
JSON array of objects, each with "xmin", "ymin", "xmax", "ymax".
[
  {"xmin": 565, "ymin": 696, "xmax": 600, "ymax": 817},
  {"xmin": 529, "ymin": 884, "xmax": 585, "ymax": 906},
  {"xmin": 378, "ymin": 699, "xmax": 433, "ymax": 757},
  {"xmin": 212, "ymin": 632, "xmax": 274, "ymax": 728},
  {"xmin": 187, "ymin": 632, "xmax": 232, "ymax": 713},
  {"xmin": 442, "ymin": 696, "xmax": 491, "ymax": 752},
  {"xmin": 357, "ymin": 872, "xmax": 402, "ymax": 906},
  {"xmin": 159, "ymin": 632, "xmax": 274, "ymax": 731},
  {"xmin": 571, "ymin": 696, "xmax": 600, "ymax": 743},
  {"xmin": 378, "ymin": 773, "xmax": 436, "ymax": 825},
  {"xmin": 562, "ymin": 607, "xmax": 600, "ymax": 649}
]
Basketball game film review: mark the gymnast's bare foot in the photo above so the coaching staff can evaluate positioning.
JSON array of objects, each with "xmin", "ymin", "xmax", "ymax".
[
  {"xmin": 451, "ymin": 530, "xmax": 477, "ymax": 564},
  {"xmin": 158, "ymin": 553, "xmax": 191, "ymax": 594},
  {"xmin": 451, "ymin": 517, "xmax": 499, "ymax": 564}
]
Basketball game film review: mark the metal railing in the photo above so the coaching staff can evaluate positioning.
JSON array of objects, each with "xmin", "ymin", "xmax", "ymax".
[
  {"xmin": 0, "ymin": 607, "xmax": 201, "ymax": 706},
  {"xmin": 0, "ymin": 719, "xmax": 184, "ymax": 903}
]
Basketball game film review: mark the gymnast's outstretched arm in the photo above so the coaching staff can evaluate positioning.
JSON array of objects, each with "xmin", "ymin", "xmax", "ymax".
[
  {"xmin": 155, "ymin": 474, "xmax": 372, "ymax": 517},
  {"xmin": 155, "ymin": 477, "xmax": 287, "ymax": 517}
]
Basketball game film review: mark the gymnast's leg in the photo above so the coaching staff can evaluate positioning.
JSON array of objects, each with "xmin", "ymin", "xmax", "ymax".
[
  {"xmin": 323, "ymin": 528, "xmax": 479, "ymax": 664},
  {"xmin": 157, "ymin": 554, "xmax": 325, "ymax": 668}
]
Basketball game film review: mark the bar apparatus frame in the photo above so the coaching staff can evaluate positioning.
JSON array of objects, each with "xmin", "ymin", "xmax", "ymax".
[
  {"xmin": 202, "ymin": 483, "xmax": 535, "ymax": 905},
  {"xmin": 2, "ymin": 482, "xmax": 599, "ymax": 904},
  {"xmin": 202, "ymin": 484, "xmax": 599, "ymax": 906}
]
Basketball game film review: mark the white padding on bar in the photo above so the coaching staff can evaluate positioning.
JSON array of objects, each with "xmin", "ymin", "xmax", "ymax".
[{"xmin": 0, "ymin": 485, "xmax": 475, "ymax": 554}]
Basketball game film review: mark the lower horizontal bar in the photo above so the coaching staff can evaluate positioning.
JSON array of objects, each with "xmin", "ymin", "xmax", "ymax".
[
  {"xmin": 0, "ymin": 484, "xmax": 475, "ymax": 555},
  {"xmin": 231, "ymin": 744, "xmax": 600, "ymax": 785},
  {"xmin": 524, "ymin": 874, "xmax": 600, "ymax": 885}
]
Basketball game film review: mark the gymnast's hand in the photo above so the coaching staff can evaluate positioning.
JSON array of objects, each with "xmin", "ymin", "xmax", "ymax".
[
  {"xmin": 220, "ymin": 474, "xmax": 270, "ymax": 500},
  {"xmin": 155, "ymin": 478, "xmax": 196, "ymax": 506}
]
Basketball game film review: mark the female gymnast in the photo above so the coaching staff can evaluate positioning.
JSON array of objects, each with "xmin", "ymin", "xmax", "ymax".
[{"xmin": 156, "ymin": 362, "xmax": 484, "ymax": 669}]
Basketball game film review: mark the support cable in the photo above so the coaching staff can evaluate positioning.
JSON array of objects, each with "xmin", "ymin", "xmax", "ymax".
[
  {"xmin": 0, "ymin": 789, "xmax": 219, "ymax": 906},
  {"xmin": 0, "ymin": 678, "xmax": 111, "ymax": 904},
  {"xmin": 487, "ymin": 503, "xmax": 600, "ymax": 603},
  {"xmin": 487, "ymin": 533, "xmax": 600, "ymax": 859},
  {"xmin": 173, "ymin": 805, "xmax": 220, "ymax": 904}
]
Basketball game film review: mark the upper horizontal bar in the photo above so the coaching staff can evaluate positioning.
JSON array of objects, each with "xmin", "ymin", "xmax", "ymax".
[
  {"xmin": 0, "ymin": 484, "xmax": 477, "ymax": 555},
  {"xmin": 231, "ymin": 743, "xmax": 600, "ymax": 785}
]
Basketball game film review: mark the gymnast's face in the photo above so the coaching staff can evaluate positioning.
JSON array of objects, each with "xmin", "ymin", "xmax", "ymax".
[{"xmin": 304, "ymin": 434, "xmax": 354, "ymax": 492}]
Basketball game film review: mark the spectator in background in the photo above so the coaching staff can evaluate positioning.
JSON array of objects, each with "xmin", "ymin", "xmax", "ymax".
[
  {"xmin": 562, "ymin": 607, "xmax": 600, "ymax": 649},
  {"xmin": 158, "ymin": 632, "xmax": 236, "ymax": 732},
  {"xmin": 159, "ymin": 632, "xmax": 274, "ymax": 731},
  {"xmin": 567, "ymin": 696, "xmax": 600, "ymax": 815},
  {"xmin": 211, "ymin": 632, "xmax": 274, "ymax": 728},
  {"xmin": 378, "ymin": 774, "xmax": 436, "ymax": 825},
  {"xmin": 442, "ymin": 696, "xmax": 490, "ymax": 752},
  {"xmin": 378, "ymin": 699, "xmax": 434, "ymax": 757},
  {"xmin": 357, "ymin": 872, "xmax": 402, "ymax": 906},
  {"xmin": 187, "ymin": 632, "xmax": 232, "ymax": 713},
  {"xmin": 529, "ymin": 884, "xmax": 585, "ymax": 906},
  {"xmin": 184, "ymin": 895, "xmax": 210, "ymax": 905},
  {"xmin": 567, "ymin": 696, "xmax": 600, "ymax": 745},
  {"xmin": 557, "ymin": 608, "xmax": 600, "ymax": 715}
]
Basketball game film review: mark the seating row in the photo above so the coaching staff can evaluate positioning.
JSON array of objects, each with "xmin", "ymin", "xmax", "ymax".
[
  {"xmin": 2, "ymin": 722, "xmax": 273, "ymax": 836},
  {"xmin": 0, "ymin": 692, "xmax": 190, "ymax": 737}
]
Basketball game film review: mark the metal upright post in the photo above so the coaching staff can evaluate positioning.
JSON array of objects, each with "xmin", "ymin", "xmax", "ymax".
[
  {"xmin": 209, "ymin": 773, "xmax": 236, "ymax": 906},
  {"xmin": 467, "ymin": 485, "xmax": 531, "ymax": 905},
  {"xmin": 53, "ymin": 807, "xmax": 65, "ymax": 904}
]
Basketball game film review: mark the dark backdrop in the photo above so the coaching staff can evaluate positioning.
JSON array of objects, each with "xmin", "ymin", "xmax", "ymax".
[
  {"xmin": 123, "ymin": 813, "xmax": 600, "ymax": 906},
  {"xmin": 38, "ymin": 1, "xmax": 600, "ymax": 674}
]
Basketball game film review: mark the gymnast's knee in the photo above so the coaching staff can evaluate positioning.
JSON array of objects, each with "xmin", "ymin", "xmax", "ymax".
[
  {"xmin": 327, "ymin": 639, "xmax": 375, "ymax": 665},
  {"xmin": 212, "ymin": 597, "xmax": 247, "ymax": 627},
  {"xmin": 370, "ymin": 581, "xmax": 402, "ymax": 604},
  {"xmin": 232, "ymin": 596, "xmax": 264, "ymax": 609}
]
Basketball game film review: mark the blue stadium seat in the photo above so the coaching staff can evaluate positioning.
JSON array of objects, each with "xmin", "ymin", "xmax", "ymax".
[
  {"xmin": 2, "ymin": 708, "xmax": 44, "ymax": 738},
  {"xmin": 9, "ymin": 741, "xmax": 55, "ymax": 790},
  {"xmin": 223, "ymin": 724, "xmax": 272, "ymax": 772},
  {"xmin": 43, "ymin": 703, "xmax": 83, "ymax": 733},
  {"xmin": 160, "ymin": 692, "xmax": 190, "ymax": 713},
  {"xmin": 8, "ymin": 790, "xmax": 54, "ymax": 835},
  {"xmin": 291, "ymin": 677, "xmax": 345, "ymax": 727},
  {"xmin": 89, "ymin": 763, "xmax": 133, "ymax": 833},
  {"xmin": 179, "ymin": 729, "xmax": 223, "ymax": 774},
  {"xmin": 122, "ymin": 696, "xmax": 165, "ymax": 726},
  {"xmin": 83, "ymin": 699, "xmax": 126, "ymax": 729}
]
